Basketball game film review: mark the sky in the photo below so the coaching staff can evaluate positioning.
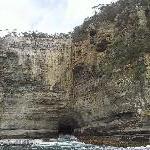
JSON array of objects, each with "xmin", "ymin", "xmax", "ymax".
[{"xmin": 0, "ymin": 0, "xmax": 117, "ymax": 34}]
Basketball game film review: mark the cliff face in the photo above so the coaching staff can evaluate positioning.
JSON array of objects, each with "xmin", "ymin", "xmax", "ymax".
[
  {"xmin": 0, "ymin": 0, "xmax": 150, "ymax": 138},
  {"xmin": 71, "ymin": 0, "xmax": 150, "ymax": 135},
  {"xmin": 0, "ymin": 33, "xmax": 73, "ymax": 137}
]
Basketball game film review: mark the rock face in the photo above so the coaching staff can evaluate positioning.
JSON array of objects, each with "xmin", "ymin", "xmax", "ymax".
[
  {"xmin": 0, "ymin": 33, "xmax": 73, "ymax": 137},
  {"xmin": 0, "ymin": 0, "xmax": 150, "ymax": 139}
]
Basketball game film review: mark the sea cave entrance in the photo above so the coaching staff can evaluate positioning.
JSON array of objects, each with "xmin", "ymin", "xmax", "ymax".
[{"xmin": 58, "ymin": 117, "xmax": 79, "ymax": 135}]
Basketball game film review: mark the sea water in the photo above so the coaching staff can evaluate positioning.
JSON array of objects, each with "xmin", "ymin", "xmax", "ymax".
[{"xmin": 0, "ymin": 135, "xmax": 150, "ymax": 150}]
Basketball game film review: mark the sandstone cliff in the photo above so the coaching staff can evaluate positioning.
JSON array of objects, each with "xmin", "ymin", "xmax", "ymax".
[
  {"xmin": 0, "ymin": 0, "xmax": 150, "ymax": 140},
  {"xmin": 71, "ymin": 0, "xmax": 150, "ymax": 136},
  {"xmin": 0, "ymin": 33, "xmax": 73, "ymax": 137}
]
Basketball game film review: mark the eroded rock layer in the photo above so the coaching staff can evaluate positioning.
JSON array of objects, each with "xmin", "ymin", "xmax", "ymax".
[{"xmin": 0, "ymin": 0, "xmax": 150, "ymax": 139}]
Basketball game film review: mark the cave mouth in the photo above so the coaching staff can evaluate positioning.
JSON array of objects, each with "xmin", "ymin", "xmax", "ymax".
[
  {"xmin": 58, "ymin": 124, "xmax": 74, "ymax": 135},
  {"xmin": 58, "ymin": 118, "xmax": 79, "ymax": 135}
]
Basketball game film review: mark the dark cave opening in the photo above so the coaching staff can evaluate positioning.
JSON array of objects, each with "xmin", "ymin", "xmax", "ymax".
[
  {"xmin": 58, "ymin": 124, "xmax": 74, "ymax": 135},
  {"xmin": 58, "ymin": 118, "xmax": 79, "ymax": 135}
]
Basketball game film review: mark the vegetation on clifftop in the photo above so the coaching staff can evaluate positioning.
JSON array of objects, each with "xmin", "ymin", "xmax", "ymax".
[{"xmin": 72, "ymin": 0, "xmax": 150, "ymax": 42}]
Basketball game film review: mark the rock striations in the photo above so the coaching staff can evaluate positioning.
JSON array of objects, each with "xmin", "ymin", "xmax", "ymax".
[{"xmin": 0, "ymin": 0, "xmax": 150, "ymax": 143}]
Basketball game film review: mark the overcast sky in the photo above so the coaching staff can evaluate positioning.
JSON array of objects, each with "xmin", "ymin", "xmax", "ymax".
[{"xmin": 0, "ymin": 0, "xmax": 117, "ymax": 34}]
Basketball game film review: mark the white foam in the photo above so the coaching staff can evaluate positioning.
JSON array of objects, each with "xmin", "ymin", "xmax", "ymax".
[{"xmin": 0, "ymin": 136, "xmax": 149, "ymax": 150}]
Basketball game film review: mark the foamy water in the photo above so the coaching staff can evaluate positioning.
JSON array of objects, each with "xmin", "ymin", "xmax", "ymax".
[{"xmin": 0, "ymin": 135, "xmax": 150, "ymax": 150}]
